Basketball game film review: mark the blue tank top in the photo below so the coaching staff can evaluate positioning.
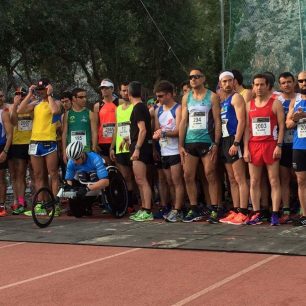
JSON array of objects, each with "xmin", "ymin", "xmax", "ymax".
[
  {"xmin": 65, "ymin": 152, "xmax": 108, "ymax": 180},
  {"xmin": 185, "ymin": 90, "xmax": 213, "ymax": 144},
  {"xmin": 278, "ymin": 95, "xmax": 293, "ymax": 147},
  {"xmin": 293, "ymin": 98, "xmax": 306, "ymax": 150},
  {"xmin": 0, "ymin": 109, "xmax": 7, "ymax": 145},
  {"xmin": 220, "ymin": 94, "xmax": 237, "ymax": 137}
]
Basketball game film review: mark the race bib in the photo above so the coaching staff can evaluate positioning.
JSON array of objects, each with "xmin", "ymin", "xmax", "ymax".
[
  {"xmin": 71, "ymin": 131, "xmax": 87, "ymax": 146},
  {"xmin": 117, "ymin": 122, "xmax": 130, "ymax": 138},
  {"xmin": 221, "ymin": 119, "xmax": 229, "ymax": 137},
  {"xmin": 28, "ymin": 143, "xmax": 38, "ymax": 155},
  {"xmin": 102, "ymin": 123, "xmax": 115, "ymax": 138},
  {"xmin": 283, "ymin": 129, "xmax": 294, "ymax": 143},
  {"xmin": 189, "ymin": 112, "xmax": 206, "ymax": 130},
  {"xmin": 297, "ymin": 120, "xmax": 306, "ymax": 138},
  {"xmin": 252, "ymin": 117, "xmax": 271, "ymax": 136},
  {"xmin": 18, "ymin": 119, "xmax": 32, "ymax": 131}
]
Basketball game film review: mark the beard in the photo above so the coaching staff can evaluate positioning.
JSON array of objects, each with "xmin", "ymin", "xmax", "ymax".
[{"xmin": 300, "ymin": 88, "xmax": 306, "ymax": 95}]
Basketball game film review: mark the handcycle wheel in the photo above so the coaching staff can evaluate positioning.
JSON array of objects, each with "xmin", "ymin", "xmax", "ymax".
[
  {"xmin": 105, "ymin": 166, "xmax": 128, "ymax": 218},
  {"xmin": 32, "ymin": 187, "xmax": 56, "ymax": 228}
]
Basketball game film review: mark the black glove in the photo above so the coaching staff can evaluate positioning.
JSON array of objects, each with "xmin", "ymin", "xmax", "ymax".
[
  {"xmin": 63, "ymin": 183, "xmax": 73, "ymax": 191},
  {"xmin": 76, "ymin": 186, "xmax": 89, "ymax": 197}
]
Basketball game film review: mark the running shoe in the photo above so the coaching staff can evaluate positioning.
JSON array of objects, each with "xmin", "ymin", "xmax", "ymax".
[
  {"xmin": 133, "ymin": 210, "xmax": 154, "ymax": 222},
  {"xmin": 165, "ymin": 210, "xmax": 184, "ymax": 223},
  {"xmin": 246, "ymin": 212, "xmax": 263, "ymax": 225},
  {"xmin": 228, "ymin": 212, "xmax": 249, "ymax": 225},
  {"xmin": 154, "ymin": 206, "xmax": 171, "ymax": 219},
  {"xmin": 49, "ymin": 204, "xmax": 61, "ymax": 217},
  {"xmin": 270, "ymin": 213, "xmax": 280, "ymax": 226},
  {"xmin": 219, "ymin": 210, "xmax": 237, "ymax": 224},
  {"xmin": 293, "ymin": 216, "xmax": 306, "ymax": 227},
  {"xmin": 24, "ymin": 203, "xmax": 47, "ymax": 216},
  {"xmin": 12, "ymin": 205, "xmax": 25, "ymax": 215},
  {"xmin": 279, "ymin": 213, "xmax": 292, "ymax": 224},
  {"xmin": 208, "ymin": 209, "xmax": 225, "ymax": 224},
  {"xmin": 0, "ymin": 206, "xmax": 7, "ymax": 217},
  {"xmin": 11, "ymin": 203, "xmax": 18, "ymax": 211},
  {"xmin": 129, "ymin": 209, "xmax": 142, "ymax": 220},
  {"xmin": 182, "ymin": 209, "xmax": 203, "ymax": 223}
]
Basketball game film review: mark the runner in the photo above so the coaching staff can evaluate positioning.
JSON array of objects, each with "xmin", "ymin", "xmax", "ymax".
[
  {"xmin": 128, "ymin": 81, "xmax": 154, "ymax": 222},
  {"xmin": 231, "ymin": 69, "xmax": 253, "ymax": 103},
  {"xmin": 0, "ymin": 89, "xmax": 13, "ymax": 216},
  {"xmin": 244, "ymin": 74, "xmax": 284, "ymax": 225},
  {"xmin": 179, "ymin": 67, "xmax": 221, "ymax": 223},
  {"xmin": 153, "ymin": 80, "xmax": 184, "ymax": 222},
  {"xmin": 286, "ymin": 70, "xmax": 306, "ymax": 226},
  {"xmin": 217, "ymin": 72, "xmax": 249, "ymax": 225}
]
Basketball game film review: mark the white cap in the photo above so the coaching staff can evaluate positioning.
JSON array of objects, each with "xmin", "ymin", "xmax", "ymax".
[
  {"xmin": 99, "ymin": 80, "xmax": 114, "ymax": 88},
  {"xmin": 219, "ymin": 71, "xmax": 234, "ymax": 81}
]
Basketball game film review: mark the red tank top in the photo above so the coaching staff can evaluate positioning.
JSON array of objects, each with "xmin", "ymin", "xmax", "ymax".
[
  {"xmin": 98, "ymin": 102, "xmax": 116, "ymax": 144},
  {"xmin": 249, "ymin": 97, "xmax": 278, "ymax": 142}
]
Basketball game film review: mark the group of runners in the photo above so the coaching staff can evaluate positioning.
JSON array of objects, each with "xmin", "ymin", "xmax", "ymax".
[{"xmin": 0, "ymin": 67, "xmax": 306, "ymax": 227}]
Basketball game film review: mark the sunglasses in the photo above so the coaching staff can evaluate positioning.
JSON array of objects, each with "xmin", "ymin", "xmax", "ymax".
[
  {"xmin": 298, "ymin": 79, "xmax": 306, "ymax": 83},
  {"xmin": 189, "ymin": 74, "xmax": 203, "ymax": 80}
]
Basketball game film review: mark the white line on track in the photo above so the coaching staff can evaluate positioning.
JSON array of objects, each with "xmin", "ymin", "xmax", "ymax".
[
  {"xmin": 172, "ymin": 254, "xmax": 280, "ymax": 306},
  {"xmin": 0, "ymin": 247, "xmax": 140, "ymax": 290},
  {"xmin": 0, "ymin": 242, "xmax": 26, "ymax": 249}
]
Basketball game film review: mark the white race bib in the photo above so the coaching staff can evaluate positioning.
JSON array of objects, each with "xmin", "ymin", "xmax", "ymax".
[
  {"xmin": 117, "ymin": 122, "xmax": 130, "ymax": 139},
  {"xmin": 28, "ymin": 143, "xmax": 38, "ymax": 155},
  {"xmin": 221, "ymin": 119, "xmax": 229, "ymax": 137},
  {"xmin": 252, "ymin": 117, "xmax": 271, "ymax": 136},
  {"xmin": 18, "ymin": 119, "xmax": 32, "ymax": 131},
  {"xmin": 297, "ymin": 121, "xmax": 306, "ymax": 138},
  {"xmin": 102, "ymin": 123, "xmax": 115, "ymax": 138},
  {"xmin": 71, "ymin": 131, "xmax": 87, "ymax": 146},
  {"xmin": 189, "ymin": 112, "xmax": 206, "ymax": 130}
]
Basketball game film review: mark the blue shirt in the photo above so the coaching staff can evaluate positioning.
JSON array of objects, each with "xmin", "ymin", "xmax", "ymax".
[
  {"xmin": 220, "ymin": 94, "xmax": 237, "ymax": 137},
  {"xmin": 65, "ymin": 152, "xmax": 108, "ymax": 180},
  {"xmin": 293, "ymin": 98, "xmax": 306, "ymax": 150}
]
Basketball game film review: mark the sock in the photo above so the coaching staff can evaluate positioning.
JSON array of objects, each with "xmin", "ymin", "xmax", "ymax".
[
  {"xmin": 283, "ymin": 207, "xmax": 290, "ymax": 214},
  {"xmin": 190, "ymin": 205, "xmax": 198, "ymax": 212},
  {"xmin": 143, "ymin": 208, "xmax": 151, "ymax": 213},
  {"xmin": 239, "ymin": 208, "xmax": 249, "ymax": 215},
  {"xmin": 233, "ymin": 207, "xmax": 239, "ymax": 213},
  {"xmin": 18, "ymin": 196, "xmax": 25, "ymax": 206},
  {"xmin": 211, "ymin": 205, "xmax": 218, "ymax": 212}
]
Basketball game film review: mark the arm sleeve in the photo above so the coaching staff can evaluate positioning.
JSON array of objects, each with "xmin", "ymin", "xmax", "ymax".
[{"xmin": 65, "ymin": 160, "xmax": 76, "ymax": 180}]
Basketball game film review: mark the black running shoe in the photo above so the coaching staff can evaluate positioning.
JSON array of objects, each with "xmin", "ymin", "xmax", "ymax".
[{"xmin": 293, "ymin": 216, "xmax": 306, "ymax": 226}]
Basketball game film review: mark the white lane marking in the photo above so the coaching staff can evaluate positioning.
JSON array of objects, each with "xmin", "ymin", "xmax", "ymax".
[
  {"xmin": 172, "ymin": 254, "xmax": 280, "ymax": 306},
  {"xmin": 0, "ymin": 247, "xmax": 140, "ymax": 290},
  {"xmin": 0, "ymin": 242, "xmax": 26, "ymax": 249}
]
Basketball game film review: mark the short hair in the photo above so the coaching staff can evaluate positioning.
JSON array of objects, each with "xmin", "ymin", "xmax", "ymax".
[
  {"xmin": 263, "ymin": 71, "xmax": 275, "ymax": 89},
  {"xmin": 154, "ymin": 80, "xmax": 174, "ymax": 95},
  {"xmin": 71, "ymin": 88, "xmax": 86, "ymax": 98},
  {"xmin": 278, "ymin": 72, "xmax": 295, "ymax": 82},
  {"xmin": 60, "ymin": 91, "xmax": 72, "ymax": 100},
  {"xmin": 180, "ymin": 80, "xmax": 190, "ymax": 89},
  {"xmin": 189, "ymin": 67, "xmax": 204, "ymax": 75},
  {"xmin": 252, "ymin": 73, "xmax": 270, "ymax": 86},
  {"xmin": 128, "ymin": 81, "xmax": 142, "ymax": 98},
  {"xmin": 231, "ymin": 69, "xmax": 243, "ymax": 85},
  {"xmin": 120, "ymin": 81, "xmax": 129, "ymax": 87}
]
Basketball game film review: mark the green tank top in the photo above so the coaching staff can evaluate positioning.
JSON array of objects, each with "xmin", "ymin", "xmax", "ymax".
[
  {"xmin": 67, "ymin": 108, "xmax": 92, "ymax": 152},
  {"xmin": 116, "ymin": 104, "xmax": 133, "ymax": 154},
  {"xmin": 185, "ymin": 90, "xmax": 214, "ymax": 144}
]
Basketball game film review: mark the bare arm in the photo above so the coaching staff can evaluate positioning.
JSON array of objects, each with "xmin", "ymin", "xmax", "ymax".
[
  {"xmin": 232, "ymin": 93, "xmax": 246, "ymax": 142},
  {"xmin": 211, "ymin": 92, "xmax": 221, "ymax": 144},
  {"xmin": 274, "ymin": 99, "xmax": 285, "ymax": 144},
  {"xmin": 9, "ymin": 97, "xmax": 20, "ymax": 126},
  {"xmin": 17, "ymin": 85, "xmax": 36, "ymax": 114},
  {"xmin": 61, "ymin": 112, "xmax": 68, "ymax": 163},
  {"xmin": 179, "ymin": 95, "xmax": 188, "ymax": 148},
  {"xmin": 0, "ymin": 110, "xmax": 13, "ymax": 163},
  {"xmin": 90, "ymin": 110, "xmax": 98, "ymax": 151},
  {"xmin": 286, "ymin": 98, "xmax": 297, "ymax": 129},
  {"xmin": 166, "ymin": 105, "xmax": 181, "ymax": 137},
  {"xmin": 135, "ymin": 121, "xmax": 146, "ymax": 148}
]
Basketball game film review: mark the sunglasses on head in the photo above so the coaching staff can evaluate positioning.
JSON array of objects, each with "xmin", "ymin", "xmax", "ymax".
[{"xmin": 189, "ymin": 74, "xmax": 203, "ymax": 80}]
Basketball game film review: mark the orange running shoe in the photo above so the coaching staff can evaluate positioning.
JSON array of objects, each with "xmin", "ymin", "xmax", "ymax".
[
  {"xmin": 228, "ymin": 212, "xmax": 249, "ymax": 225},
  {"xmin": 219, "ymin": 211, "xmax": 237, "ymax": 224},
  {"xmin": 0, "ymin": 207, "xmax": 7, "ymax": 217}
]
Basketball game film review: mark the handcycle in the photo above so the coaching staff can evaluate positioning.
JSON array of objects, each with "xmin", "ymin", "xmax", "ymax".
[{"xmin": 31, "ymin": 165, "xmax": 128, "ymax": 228}]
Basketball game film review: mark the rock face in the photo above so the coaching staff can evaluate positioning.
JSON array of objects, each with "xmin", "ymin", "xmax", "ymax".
[{"xmin": 226, "ymin": 0, "xmax": 306, "ymax": 86}]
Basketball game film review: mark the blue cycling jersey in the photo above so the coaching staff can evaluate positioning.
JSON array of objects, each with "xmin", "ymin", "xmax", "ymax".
[{"xmin": 65, "ymin": 152, "xmax": 108, "ymax": 180}]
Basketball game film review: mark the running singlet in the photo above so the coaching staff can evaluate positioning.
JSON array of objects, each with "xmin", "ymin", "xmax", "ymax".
[
  {"xmin": 157, "ymin": 103, "xmax": 180, "ymax": 156},
  {"xmin": 220, "ymin": 94, "xmax": 238, "ymax": 137},
  {"xmin": 0, "ymin": 109, "xmax": 7, "ymax": 145},
  {"xmin": 13, "ymin": 113, "xmax": 32, "ymax": 145},
  {"xmin": 115, "ymin": 104, "xmax": 133, "ymax": 154},
  {"xmin": 98, "ymin": 102, "xmax": 116, "ymax": 144},
  {"xmin": 249, "ymin": 97, "xmax": 278, "ymax": 142},
  {"xmin": 65, "ymin": 152, "xmax": 108, "ymax": 180},
  {"xmin": 31, "ymin": 100, "xmax": 59, "ymax": 141},
  {"xmin": 293, "ymin": 98, "xmax": 306, "ymax": 150},
  {"xmin": 67, "ymin": 108, "xmax": 92, "ymax": 152},
  {"xmin": 185, "ymin": 90, "xmax": 213, "ymax": 144}
]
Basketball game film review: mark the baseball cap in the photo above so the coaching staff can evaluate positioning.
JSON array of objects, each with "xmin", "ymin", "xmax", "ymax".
[
  {"xmin": 99, "ymin": 79, "xmax": 114, "ymax": 88},
  {"xmin": 36, "ymin": 78, "xmax": 50, "ymax": 90},
  {"xmin": 147, "ymin": 97, "xmax": 156, "ymax": 105}
]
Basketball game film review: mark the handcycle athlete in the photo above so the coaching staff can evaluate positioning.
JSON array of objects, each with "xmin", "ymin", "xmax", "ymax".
[{"xmin": 32, "ymin": 141, "xmax": 128, "ymax": 227}]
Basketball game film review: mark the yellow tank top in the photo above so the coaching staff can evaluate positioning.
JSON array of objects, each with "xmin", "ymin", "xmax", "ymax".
[
  {"xmin": 13, "ymin": 113, "xmax": 33, "ymax": 145},
  {"xmin": 31, "ymin": 100, "xmax": 58, "ymax": 141}
]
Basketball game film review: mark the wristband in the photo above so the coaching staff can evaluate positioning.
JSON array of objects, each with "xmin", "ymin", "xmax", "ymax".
[
  {"xmin": 277, "ymin": 143, "xmax": 282, "ymax": 148},
  {"xmin": 47, "ymin": 94, "xmax": 53, "ymax": 97},
  {"xmin": 3, "ymin": 148, "xmax": 8, "ymax": 154},
  {"xmin": 135, "ymin": 144, "xmax": 141, "ymax": 150}
]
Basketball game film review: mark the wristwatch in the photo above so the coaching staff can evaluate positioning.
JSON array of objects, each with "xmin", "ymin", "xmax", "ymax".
[
  {"xmin": 277, "ymin": 143, "xmax": 282, "ymax": 148},
  {"xmin": 233, "ymin": 141, "xmax": 240, "ymax": 147},
  {"xmin": 161, "ymin": 131, "xmax": 167, "ymax": 138},
  {"xmin": 135, "ymin": 144, "xmax": 141, "ymax": 150}
]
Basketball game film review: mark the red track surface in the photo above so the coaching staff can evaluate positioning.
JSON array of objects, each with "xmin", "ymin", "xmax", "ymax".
[{"xmin": 0, "ymin": 241, "xmax": 304, "ymax": 305}]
